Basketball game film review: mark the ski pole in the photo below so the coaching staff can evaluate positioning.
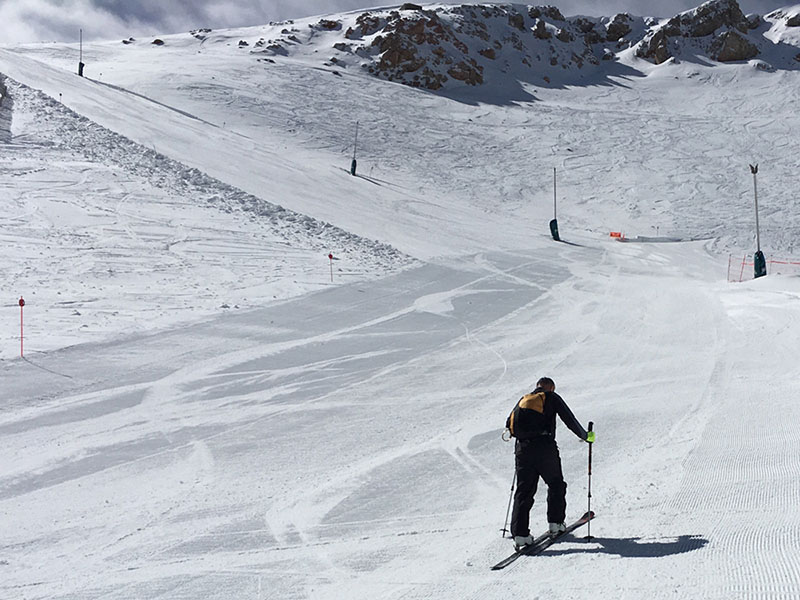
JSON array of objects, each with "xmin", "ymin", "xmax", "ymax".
[
  {"xmin": 501, "ymin": 470, "xmax": 516, "ymax": 538},
  {"xmin": 585, "ymin": 421, "xmax": 594, "ymax": 541}
]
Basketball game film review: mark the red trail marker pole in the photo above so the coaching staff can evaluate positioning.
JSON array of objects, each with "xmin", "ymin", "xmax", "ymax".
[
  {"xmin": 328, "ymin": 253, "xmax": 334, "ymax": 283},
  {"xmin": 19, "ymin": 297, "xmax": 25, "ymax": 357}
]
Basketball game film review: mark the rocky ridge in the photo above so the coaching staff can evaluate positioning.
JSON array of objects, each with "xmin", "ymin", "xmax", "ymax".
[
  {"xmin": 636, "ymin": 0, "xmax": 761, "ymax": 64},
  {"xmin": 259, "ymin": 3, "xmax": 649, "ymax": 89},
  {"xmin": 152, "ymin": 1, "xmax": 800, "ymax": 92}
]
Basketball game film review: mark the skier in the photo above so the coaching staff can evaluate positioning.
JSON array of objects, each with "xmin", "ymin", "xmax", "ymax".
[{"xmin": 505, "ymin": 377, "xmax": 594, "ymax": 549}]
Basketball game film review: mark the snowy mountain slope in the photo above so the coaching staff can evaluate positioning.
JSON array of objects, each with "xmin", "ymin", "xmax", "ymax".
[
  {"xmin": 2, "ymin": 1, "xmax": 800, "ymax": 599},
  {"xmin": 4, "ymin": 236, "xmax": 800, "ymax": 599},
  {"xmin": 5, "ymin": 8, "xmax": 800, "ymax": 257},
  {"xmin": 0, "ymin": 76, "xmax": 412, "ymax": 359},
  {"xmin": 52, "ymin": 0, "xmax": 797, "ymax": 96},
  {"xmin": 0, "ymin": 47, "xmax": 517, "ymax": 259}
]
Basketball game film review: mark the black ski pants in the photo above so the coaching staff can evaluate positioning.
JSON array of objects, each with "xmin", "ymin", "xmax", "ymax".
[{"xmin": 510, "ymin": 437, "xmax": 567, "ymax": 537}]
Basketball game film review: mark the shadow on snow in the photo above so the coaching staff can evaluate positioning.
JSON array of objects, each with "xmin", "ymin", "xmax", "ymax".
[{"xmin": 545, "ymin": 534, "xmax": 709, "ymax": 558}]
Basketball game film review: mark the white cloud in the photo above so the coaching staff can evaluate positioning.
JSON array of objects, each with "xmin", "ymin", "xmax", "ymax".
[{"xmin": 0, "ymin": 0, "xmax": 790, "ymax": 44}]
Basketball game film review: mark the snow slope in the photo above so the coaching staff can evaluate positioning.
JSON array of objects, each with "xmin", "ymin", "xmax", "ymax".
[{"xmin": 3, "ymin": 1, "xmax": 800, "ymax": 598}]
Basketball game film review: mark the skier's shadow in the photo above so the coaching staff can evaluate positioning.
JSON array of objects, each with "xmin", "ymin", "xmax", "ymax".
[{"xmin": 546, "ymin": 534, "xmax": 708, "ymax": 558}]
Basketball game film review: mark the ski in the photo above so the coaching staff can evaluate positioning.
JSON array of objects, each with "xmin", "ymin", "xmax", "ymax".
[
  {"xmin": 490, "ymin": 511, "xmax": 595, "ymax": 570},
  {"xmin": 522, "ymin": 510, "xmax": 595, "ymax": 558},
  {"xmin": 490, "ymin": 531, "xmax": 552, "ymax": 571}
]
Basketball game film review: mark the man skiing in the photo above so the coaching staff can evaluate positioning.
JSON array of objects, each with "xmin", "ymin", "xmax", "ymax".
[{"xmin": 506, "ymin": 377, "xmax": 594, "ymax": 549}]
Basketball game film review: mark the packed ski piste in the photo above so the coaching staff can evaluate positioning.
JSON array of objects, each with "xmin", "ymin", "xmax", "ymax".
[{"xmin": 3, "ymin": 0, "xmax": 800, "ymax": 598}]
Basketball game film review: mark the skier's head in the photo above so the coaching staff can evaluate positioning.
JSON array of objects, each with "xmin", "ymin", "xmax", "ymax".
[{"xmin": 536, "ymin": 377, "xmax": 555, "ymax": 392}]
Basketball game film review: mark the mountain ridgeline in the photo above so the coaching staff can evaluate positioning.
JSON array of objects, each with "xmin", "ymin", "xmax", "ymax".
[{"xmin": 235, "ymin": 0, "xmax": 800, "ymax": 91}]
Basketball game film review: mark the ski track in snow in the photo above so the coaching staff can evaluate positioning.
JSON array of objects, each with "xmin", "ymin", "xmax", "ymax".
[{"xmin": 0, "ymin": 77, "xmax": 414, "ymax": 360}]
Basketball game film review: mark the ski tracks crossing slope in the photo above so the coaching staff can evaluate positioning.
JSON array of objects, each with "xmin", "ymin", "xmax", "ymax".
[{"xmin": 0, "ymin": 249, "xmax": 581, "ymax": 600}]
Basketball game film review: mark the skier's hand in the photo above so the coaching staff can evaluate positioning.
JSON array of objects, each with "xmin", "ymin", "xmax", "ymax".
[{"xmin": 585, "ymin": 431, "xmax": 596, "ymax": 443}]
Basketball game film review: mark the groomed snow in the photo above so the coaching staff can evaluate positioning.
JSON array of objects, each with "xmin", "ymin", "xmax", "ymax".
[{"xmin": 2, "ymin": 5, "xmax": 800, "ymax": 598}]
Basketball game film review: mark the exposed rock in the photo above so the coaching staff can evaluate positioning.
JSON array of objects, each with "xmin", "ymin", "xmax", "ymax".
[
  {"xmin": 636, "ymin": 0, "xmax": 757, "ymax": 64},
  {"xmin": 606, "ymin": 13, "xmax": 632, "ymax": 41},
  {"xmin": 190, "ymin": 28, "xmax": 211, "ymax": 41},
  {"xmin": 377, "ymin": 35, "xmax": 423, "ymax": 72},
  {"xmin": 315, "ymin": 19, "xmax": 342, "ymax": 31},
  {"xmin": 637, "ymin": 29, "xmax": 672, "ymax": 64},
  {"xmin": 447, "ymin": 60, "xmax": 484, "ymax": 85},
  {"xmin": 556, "ymin": 28, "xmax": 573, "ymax": 43},
  {"xmin": 261, "ymin": 1, "xmax": 793, "ymax": 92},
  {"xmin": 575, "ymin": 20, "xmax": 604, "ymax": 45},
  {"xmin": 752, "ymin": 59, "xmax": 774, "ymax": 71},
  {"xmin": 529, "ymin": 6, "xmax": 565, "ymax": 22},
  {"xmin": 788, "ymin": 14, "xmax": 800, "ymax": 27},
  {"xmin": 711, "ymin": 29, "xmax": 758, "ymax": 61},
  {"xmin": 508, "ymin": 12, "xmax": 525, "ymax": 31},
  {"xmin": 682, "ymin": 0, "xmax": 748, "ymax": 37},
  {"xmin": 238, "ymin": 40, "xmax": 249, "ymax": 47},
  {"xmin": 346, "ymin": 13, "xmax": 386, "ymax": 39},
  {"xmin": 152, "ymin": 39, "xmax": 164, "ymax": 46},
  {"xmin": 266, "ymin": 43, "xmax": 288, "ymax": 56},
  {"xmin": 533, "ymin": 20, "xmax": 552, "ymax": 40},
  {"xmin": 746, "ymin": 14, "xmax": 761, "ymax": 29},
  {"xmin": 575, "ymin": 18, "xmax": 595, "ymax": 34}
]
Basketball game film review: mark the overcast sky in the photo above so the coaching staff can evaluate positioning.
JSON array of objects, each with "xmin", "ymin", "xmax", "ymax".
[{"xmin": 0, "ymin": 0, "xmax": 789, "ymax": 44}]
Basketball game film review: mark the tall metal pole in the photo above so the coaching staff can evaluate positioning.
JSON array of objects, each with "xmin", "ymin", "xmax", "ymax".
[
  {"xmin": 353, "ymin": 121, "xmax": 359, "ymax": 162},
  {"xmin": 19, "ymin": 298, "xmax": 24, "ymax": 357},
  {"xmin": 750, "ymin": 164, "xmax": 767, "ymax": 278},
  {"xmin": 549, "ymin": 167, "xmax": 560, "ymax": 241},
  {"xmin": 553, "ymin": 167, "xmax": 557, "ymax": 220},
  {"xmin": 585, "ymin": 421, "xmax": 594, "ymax": 541},
  {"xmin": 350, "ymin": 121, "xmax": 359, "ymax": 176},
  {"xmin": 78, "ymin": 28, "xmax": 85, "ymax": 76},
  {"xmin": 751, "ymin": 164, "xmax": 761, "ymax": 251}
]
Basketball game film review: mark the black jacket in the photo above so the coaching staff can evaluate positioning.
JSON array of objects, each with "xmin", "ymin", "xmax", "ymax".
[{"xmin": 506, "ymin": 387, "xmax": 587, "ymax": 441}]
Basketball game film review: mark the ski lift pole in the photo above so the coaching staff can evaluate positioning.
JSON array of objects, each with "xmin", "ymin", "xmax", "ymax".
[
  {"xmin": 549, "ymin": 167, "xmax": 560, "ymax": 241},
  {"xmin": 78, "ymin": 29, "xmax": 85, "ymax": 76},
  {"xmin": 350, "ymin": 121, "xmax": 359, "ymax": 176},
  {"xmin": 585, "ymin": 421, "xmax": 594, "ymax": 541},
  {"xmin": 553, "ymin": 166, "xmax": 557, "ymax": 220},
  {"xmin": 750, "ymin": 164, "xmax": 767, "ymax": 278},
  {"xmin": 19, "ymin": 297, "xmax": 25, "ymax": 357}
]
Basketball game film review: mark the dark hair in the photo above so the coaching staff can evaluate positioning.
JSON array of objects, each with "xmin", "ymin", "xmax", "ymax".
[{"xmin": 537, "ymin": 377, "xmax": 555, "ymax": 388}]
